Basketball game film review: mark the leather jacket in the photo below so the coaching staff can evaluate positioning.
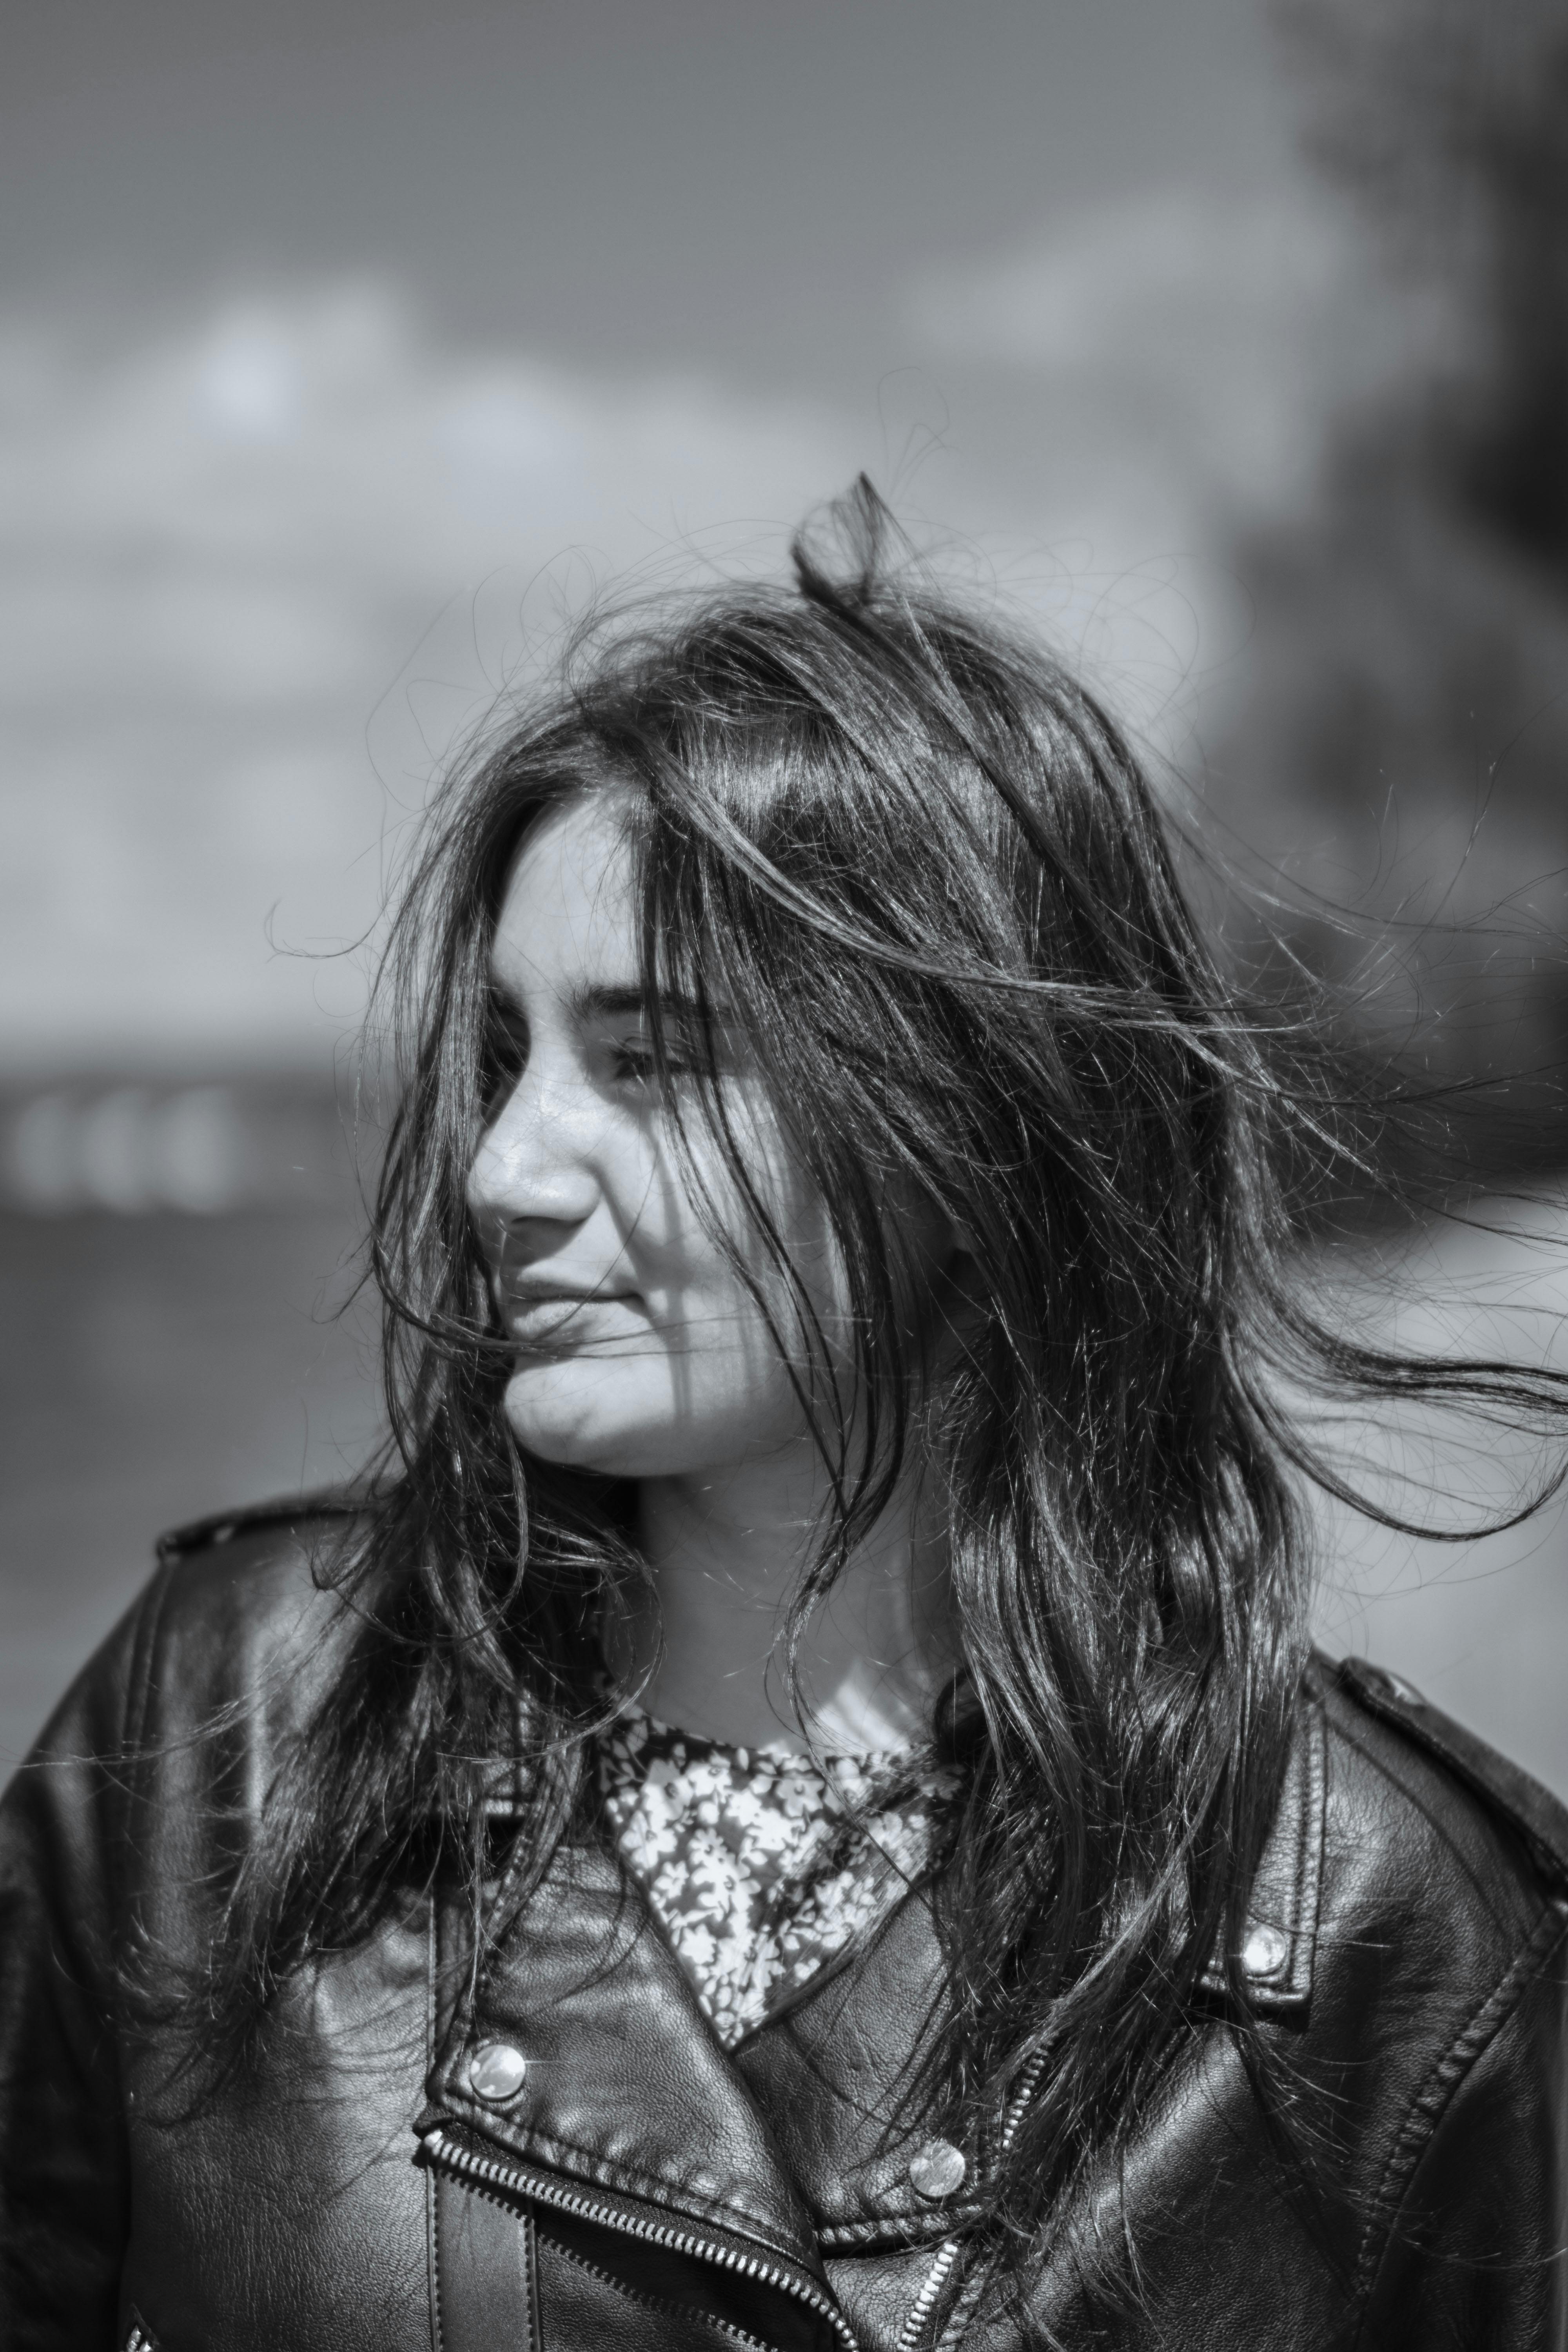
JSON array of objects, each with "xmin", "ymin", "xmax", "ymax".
[{"xmin": 3, "ymin": 1495, "xmax": 1567, "ymax": 2352}]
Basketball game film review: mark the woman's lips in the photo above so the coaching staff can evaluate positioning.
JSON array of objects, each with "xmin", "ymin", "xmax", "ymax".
[{"xmin": 498, "ymin": 1289, "xmax": 647, "ymax": 1348}]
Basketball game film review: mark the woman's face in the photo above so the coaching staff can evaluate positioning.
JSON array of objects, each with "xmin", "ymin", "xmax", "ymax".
[{"xmin": 469, "ymin": 791, "xmax": 897, "ymax": 1481}]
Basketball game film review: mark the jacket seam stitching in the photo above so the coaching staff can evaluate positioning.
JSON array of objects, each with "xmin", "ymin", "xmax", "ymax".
[
  {"xmin": 113, "ymin": 1558, "xmax": 178, "ymax": 1997},
  {"xmin": 525, "ymin": 2207, "xmax": 542, "ymax": 2352},
  {"xmin": 434, "ymin": 2173, "xmax": 541, "ymax": 2346},
  {"xmin": 428, "ymin": 1898, "xmax": 445, "ymax": 2352},
  {"xmin": 1301, "ymin": 1691, "xmax": 1327, "ymax": 1944},
  {"xmin": 1351, "ymin": 1896, "xmax": 1568, "ymax": 2322},
  {"xmin": 122, "ymin": 1556, "xmax": 175, "ymax": 1775},
  {"xmin": 819, "ymin": 2212, "xmax": 965, "ymax": 2252},
  {"xmin": 428, "ymin": 2169, "xmax": 445, "ymax": 2352}
]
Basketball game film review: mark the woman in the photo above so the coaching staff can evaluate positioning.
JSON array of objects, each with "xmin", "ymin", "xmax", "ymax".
[{"xmin": 3, "ymin": 485, "xmax": 1566, "ymax": 2352}]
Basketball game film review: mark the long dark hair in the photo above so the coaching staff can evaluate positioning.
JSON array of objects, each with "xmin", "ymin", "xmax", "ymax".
[{"xmin": 209, "ymin": 482, "xmax": 1567, "ymax": 2259}]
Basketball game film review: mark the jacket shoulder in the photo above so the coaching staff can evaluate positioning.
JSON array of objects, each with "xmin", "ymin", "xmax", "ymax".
[
  {"xmin": 1322, "ymin": 1652, "xmax": 1568, "ymax": 1896},
  {"xmin": 154, "ymin": 1484, "xmax": 365, "ymax": 1566},
  {"xmin": 7, "ymin": 1492, "xmax": 372, "ymax": 1847},
  {"xmin": 129, "ymin": 1488, "xmax": 373, "ymax": 1747}
]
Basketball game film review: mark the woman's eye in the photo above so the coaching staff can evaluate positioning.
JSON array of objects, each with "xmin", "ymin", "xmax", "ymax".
[
  {"xmin": 612, "ymin": 1042, "xmax": 684, "ymax": 1085},
  {"xmin": 608, "ymin": 1036, "xmax": 700, "ymax": 1087}
]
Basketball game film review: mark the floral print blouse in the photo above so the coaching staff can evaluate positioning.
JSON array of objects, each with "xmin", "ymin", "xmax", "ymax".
[{"xmin": 597, "ymin": 1709, "xmax": 958, "ymax": 2049}]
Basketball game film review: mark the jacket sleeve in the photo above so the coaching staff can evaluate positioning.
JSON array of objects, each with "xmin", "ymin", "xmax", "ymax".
[
  {"xmin": 1360, "ymin": 1904, "xmax": 1568, "ymax": 2351},
  {"xmin": 0, "ymin": 1576, "xmax": 163, "ymax": 2350}
]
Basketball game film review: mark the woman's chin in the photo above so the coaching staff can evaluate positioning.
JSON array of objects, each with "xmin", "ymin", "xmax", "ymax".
[
  {"xmin": 501, "ymin": 1366, "xmax": 670, "ymax": 1478},
  {"xmin": 498, "ymin": 1357, "xmax": 809, "ymax": 1481}
]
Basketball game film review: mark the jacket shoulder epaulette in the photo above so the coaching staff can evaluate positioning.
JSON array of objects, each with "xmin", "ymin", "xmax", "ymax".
[
  {"xmin": 1333, "ymin": 1654, "xmax": 1568, "ymax": 1894},
  {"xmin": 154, "ymin": 1486, "xmax": 365, "ymax": 1566}
]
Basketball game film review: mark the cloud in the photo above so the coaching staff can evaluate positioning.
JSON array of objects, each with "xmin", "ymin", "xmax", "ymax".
[
  {"xmin": 907, "ymin": 183, "xmax": 1396, "ymax": 523},
  {"xmin": 0, "ymin": 215, "xmax": 1397, "ymax": 1070},
  {"xmin": 0, "ymin": 284, "xmax": 858, "ymax": 1067}
]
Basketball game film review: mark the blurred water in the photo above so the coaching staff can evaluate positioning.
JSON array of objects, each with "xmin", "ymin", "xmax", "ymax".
[
  {"xmin": 3, "ymin": 1188, "xmax": 1566, "ymax": 1796},
  {"xmin": 1309, "ymin": 1198, "xmax": 1568, "ymax": 1798},
  {"xmin": 0, "ymin": 1205, "xmax": 380, "ymax": 1764}
]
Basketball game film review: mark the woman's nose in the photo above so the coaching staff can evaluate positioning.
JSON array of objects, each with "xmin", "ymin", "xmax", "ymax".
[{"xmin": 467, "ymin": 1065, "xmax": 603, "ymax": 1232}]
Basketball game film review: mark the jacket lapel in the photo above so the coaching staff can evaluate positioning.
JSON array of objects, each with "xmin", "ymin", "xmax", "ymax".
[
  {"xmin": 734, "ymin": 1886, "xmax": 974, "ymax": 2253},
  {"xmin": 738, "ymin": 1679, "xmax": 1328, "ymax": 2252},
  {"xmin": 420, "ymin": 1833, "xmax": 825, "ymax": 2274}
]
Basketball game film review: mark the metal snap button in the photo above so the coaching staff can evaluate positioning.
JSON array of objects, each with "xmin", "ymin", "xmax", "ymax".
[
  {"xmin": 908, "ymin": 2137, "xmax": 967, "ymax": 2202},
  {"xmin": 466, "ymin": 2041, "xmax": 528, "ymax": 2104},
  {"xmin": 1240, "ymin": 1924, "xmax": 1289, "ymax": 1980}
]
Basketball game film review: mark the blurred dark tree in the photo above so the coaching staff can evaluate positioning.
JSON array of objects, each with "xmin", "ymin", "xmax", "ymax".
[
  {"xmin": 1216, "ymin": 0, "xmax": 1568, "ymax": 1177},
  {"xmin": 1290, "ymin": 0, "xmax": 1568, "ymax": 570}
]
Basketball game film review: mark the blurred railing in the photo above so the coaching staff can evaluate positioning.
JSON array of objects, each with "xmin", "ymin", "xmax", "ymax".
[{"xmin": 0, "ymin": 1076, "xmax": 359, "ymax": 1217}]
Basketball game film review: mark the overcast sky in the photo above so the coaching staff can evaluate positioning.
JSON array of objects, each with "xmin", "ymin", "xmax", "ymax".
[
  {"xmin": 3, "ymin": 0, "xmax": 1403, "ymax": 1069},
  {"xmin": 11, "ymin": 0, "xmax": 1296, "ymax": 366}
]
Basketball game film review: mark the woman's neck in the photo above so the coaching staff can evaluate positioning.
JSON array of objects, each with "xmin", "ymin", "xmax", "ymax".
[{"xmin": 621, "ymin": 1444, "xmax": 954, "ymax": 1754}]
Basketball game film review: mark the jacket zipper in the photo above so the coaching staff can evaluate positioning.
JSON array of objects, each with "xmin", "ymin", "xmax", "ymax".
[
  {"xmin": 895, "ymin": 2043, "xmax": 1052, "ymax": 2352},
  {"xmin": 896, "ymin": 2239, "xmax": 962, "ymax": 2350},
  {"xmin": 421, "ymin": 2125, "xmax": 862, "ymax": 2352}
]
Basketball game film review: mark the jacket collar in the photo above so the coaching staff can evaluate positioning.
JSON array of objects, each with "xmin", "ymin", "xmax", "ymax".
[
  {"xmin": 734, "ymin": 1882, "xmax": 974, "ymax": 2252},
  {"xmin": 1197, "ymin": 1672, "xmax": 1326, "ymax": 2014},
  {"xmin": 739, "ymin": 1681, "xmax": 1328, "ymax": 2251},
  {"xmin": 420, "ymin": 1682, "xmax": 1327, "ymax": 2255},
  {"xmin": 421, "ymin": 1833, "xmax": 827, "ymax": 2274}
]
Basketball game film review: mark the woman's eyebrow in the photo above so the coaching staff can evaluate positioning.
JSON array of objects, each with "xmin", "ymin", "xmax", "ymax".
[{"xmin": 570, "ymin": 984, "xmax": 714, "ymax": 1024}]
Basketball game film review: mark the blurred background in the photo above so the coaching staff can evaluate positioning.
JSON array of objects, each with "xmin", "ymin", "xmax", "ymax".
[{"xmin": 6, "ymin": 0, "xmax": 1568, "ymax": 1782}]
